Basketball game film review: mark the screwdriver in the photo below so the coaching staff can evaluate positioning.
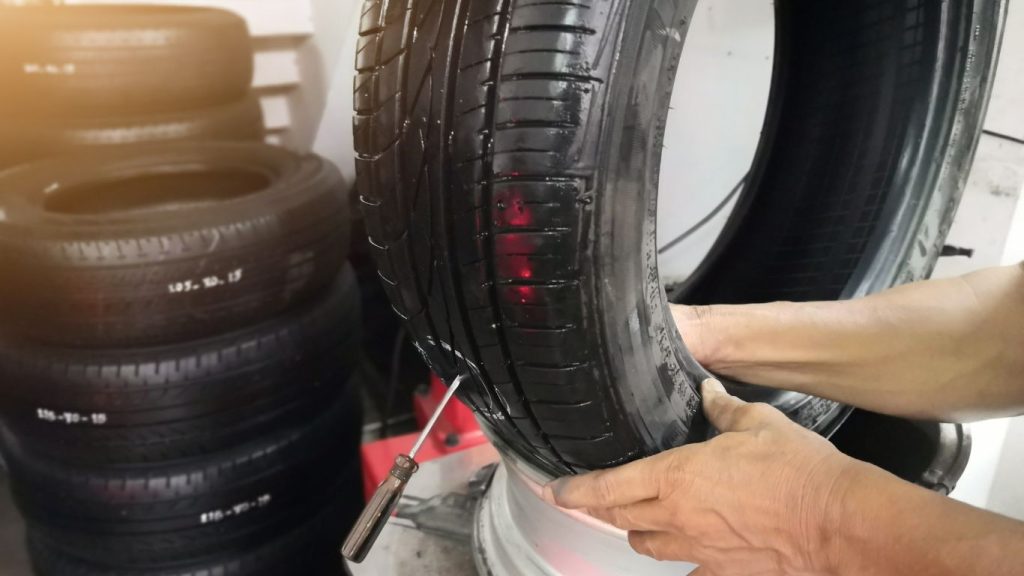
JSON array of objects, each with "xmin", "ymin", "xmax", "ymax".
[{"xmin": 341, "ymin": 373, "xmax": 467, "ymax": 563}]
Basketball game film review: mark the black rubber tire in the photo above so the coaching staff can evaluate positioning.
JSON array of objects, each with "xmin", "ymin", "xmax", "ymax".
[
  {"xmin": 2, "ymin": 380, "xmax": 362, "ymax": 567},
  {"xmin": 0, "ymin": 94, "xmax": 264, "ymax": 170},
  {"xmin": 0, "ymin": 266, "xmax": 360, "ymax": 465},
  {"xmin": 830, "ymin": 410, "xmax": 971, "ymax": 495},
  {"xmin": 354, "ymin": 0, "xmax": 1005, "ymax": 475},
  {"xmin": 0, "ymin": 5, "xmax": 253, "ymax": 116},
  {"xmin": 27, "ymin": 488, "xmax": 357, "ymax": 576},
  {"xmin": 0, "ymin": 143, "xmax": 350, "ymax": 348}
]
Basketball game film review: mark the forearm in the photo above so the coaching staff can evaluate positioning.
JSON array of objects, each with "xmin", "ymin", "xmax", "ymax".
[
  {"xmin": 675, "ymin": 264, "xmax": 1024, "ymax": 421},
  {"xmin": 829, "ymin": 461, "xmax": 1024, "ymax": 576}
]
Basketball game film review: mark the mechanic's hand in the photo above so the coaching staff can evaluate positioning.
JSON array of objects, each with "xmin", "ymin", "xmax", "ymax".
[
  {"xmin": 669, "ymin": 263, "xmax": 1024, "ymax": 422},
  {"xmin": 542, "ymin": 378, "xmax": 863, "ymax": 576}
]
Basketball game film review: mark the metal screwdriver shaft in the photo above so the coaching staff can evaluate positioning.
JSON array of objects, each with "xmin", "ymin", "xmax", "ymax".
[
  {"xmin": 410, "ymin": 373, "xmax": 464, "ymax": 459},
  {"xmin": 341, "ymin": 374, "xmax": 467, "ymax": 563}
]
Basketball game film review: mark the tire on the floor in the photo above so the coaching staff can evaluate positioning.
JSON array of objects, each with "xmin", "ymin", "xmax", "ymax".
[
  {"xmin": 2, "ymin": 380, "xmax": 363, "ymax": 567},
  {"xmin": 354, "ymin": 0, "xmax": 1005, "ymax": 475},
  {"xmin": 0, "ymin": 266, "xmax": 360, "ymax": 465},
  {"xmin": 0, "ymin": 143, "xmax": 350, "ymax": 347},
  {"xmin": 0, "ymin": 94, "xmax": 264, "ymax": 169},
  {"xmin": 27, "ymin": 470, "xmax": 360, "ymax": 576},
  {"xmin": 0, "ymin": 5, "xmax": 253, "ymax": 115}
]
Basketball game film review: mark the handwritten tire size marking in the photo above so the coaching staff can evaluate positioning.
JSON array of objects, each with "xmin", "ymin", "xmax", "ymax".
[
  {"xmin": 22, "ymin": 62, "xmax": 77, "ymax": 76},
  {"xmin": 168, "ymin": 268, "xmax": 244, "ymax": 294},
  {"xmin": 200, "ymin": 493, "xmax": 272, "ymax": 525},
  {"xmin": 36, "ymin": 408, "xmax": 108, "ymax": 426}
]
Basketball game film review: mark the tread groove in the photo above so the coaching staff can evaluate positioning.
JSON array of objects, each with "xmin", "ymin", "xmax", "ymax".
[
  {"xmin": 496, "ymin": 120, "xmax": 580, "ymax": 130},
  {"xmin": 500, "ymin": 72, "xmax": 603, "ymax": 83},
  {"xmin": 516, "ymin": 1, "xmax": 591, "ymax": 7},
  {"xmin": 504, "ymin": 48, "xmax": 582, "ymax": 56},
  {"xmin": 507, "ymin": 24, "xmax": 597, "ymax": 35}
]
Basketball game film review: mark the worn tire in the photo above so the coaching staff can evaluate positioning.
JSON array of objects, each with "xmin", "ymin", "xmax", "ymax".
[
  {"xmin": 0, "ymin": 5, "xmax": 253, "ymax": 115},
  {"xmin": 0, "ymin": 94, "xmax": 264, "ymax": 169},
  {"xmin": 27, "ymin": 489, "xmax": 356, "ymax": 576},
  {"xmin": 2, "ymin": 381, "xmax": 362, "ymax": 566},
  {"xmin": 28, "ymin": 492, "xmax": 352, "ymax": 576},
  {"xmin": 354, "ymin": 0, "xmax": 1005, "ymax": 475},
  {"xmin": 0, "ymin": 143, "xmax": 350, "ymax": 348},
  {"xmin": 0, "ymin": 266, "xmax": 360, "ymax": 465}
]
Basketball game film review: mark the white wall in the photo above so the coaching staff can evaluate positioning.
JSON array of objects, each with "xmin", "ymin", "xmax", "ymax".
[
  {"xmin": 310, "ymin": 1, "xmax": 361, "ymax": 184},
  {"xmin": 986, "ymin": 2, "xmax": 1024, "ymax": 141},
  {"xmin": 989, "ymin": 418, "xmax": 1024, "ymax": 519},
  {"xmin": 656, "ymin": 0, "xmax": 775, "ymax": 285}
]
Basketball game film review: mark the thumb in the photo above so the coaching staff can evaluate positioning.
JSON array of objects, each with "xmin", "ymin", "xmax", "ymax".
[{"xmin": 701, "ymin": 377, "xmax": 766, "ymax": 432}]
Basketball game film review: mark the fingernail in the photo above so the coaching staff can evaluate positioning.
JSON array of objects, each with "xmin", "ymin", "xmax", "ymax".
[
  {"xmin": 702, "ymin": 377, "xmax": 725, "ymax": 395},
  {"xmin": 542, "ymin": 480, "xmax": 564, "ymax": 504}
]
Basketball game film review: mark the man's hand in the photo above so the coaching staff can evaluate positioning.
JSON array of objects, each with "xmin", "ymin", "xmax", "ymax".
[
  {"xmin": 671, "ymin": 264, "xmax": 1024, "ymax": 422},
  {"xmin": 542, "ymin": 379, "xmax": 860, "ymax": 576},
  {"xmin": 543, "ymin": 378, "xmax": 1024, "ymax": 576}
]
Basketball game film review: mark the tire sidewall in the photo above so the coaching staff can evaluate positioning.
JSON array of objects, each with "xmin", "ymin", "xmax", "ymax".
[
  {"xmin": 593, "ymin": 0, "xmax": 1006, "ymax": 456},
  {"xmin": 855, "ymin": 0, "xmax": 1007, "ymax": 293},
  {"xmin": 595, "ymin": 0, "xmax": 708, "ymax": 457}
]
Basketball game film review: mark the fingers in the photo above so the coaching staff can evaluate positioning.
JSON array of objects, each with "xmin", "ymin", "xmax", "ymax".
[
  {"xmin": 628, "ymin": 530, "xmax": 693, "ymax": 563},
  {"xmin": 543, "ymin": 454, "xmax": 674, "ymax": 510},
  {"xmin": 701, "ymin": 378, "xmax": 779, "ymax": 432},
  {"xmin": 701, "ymin": 377, "xmax": 750, "ymax": 431},
  {"xmin": 586, "ymin": 498, "xmax": 676, "ymax": 531}
]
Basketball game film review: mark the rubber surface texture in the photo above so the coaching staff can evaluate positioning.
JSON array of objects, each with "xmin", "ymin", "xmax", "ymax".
[
  {"xmin": 0, "ymin": 94, "xmax": 264, "ymax": 169},
  {"xmin": 0, "ymin": 267, "xmax": 360, "ymax": 465},
  {"xmin": 27, "ymin": 490, "xmax": 356, "ymax": 576},
  {"xmin": 2, "ymin": 381, "xmax": 362, "ymax": 566},
  {"xmin": 0, "ymin": 143, "xmax": 350, "ymax": 348},
  {"xmin": 0, "ymin": 5, "xmax": 253, "ymax": 115},
  {"xmin": 354, "ymin": 0, "xmax": 1003, "ymax": 475}
]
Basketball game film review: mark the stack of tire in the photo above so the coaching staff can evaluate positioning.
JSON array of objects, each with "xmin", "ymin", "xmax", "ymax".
[
  {"xmin": 0, "ymin": 7, "xmax": 362, "ymax": 576},
  {"xmin": 0, "ymin": 5, "xmax": 264, "ymax": 170},
  {"xmin": 0, "ymin": 143, "xmax": 362, "ymax": 575}
]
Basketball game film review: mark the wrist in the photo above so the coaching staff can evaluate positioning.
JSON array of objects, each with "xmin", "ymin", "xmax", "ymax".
[
  {"xmin": 671, "ymin": 304, "xmax": 727, "ymax": 368},
  {"xmin": 825, "ymin": 459, "xmax": 1024, "ymax": 576},
  {"xmin": 786, "ymin": 450, "xmax": 876, "ymax": 576},
  {"xmin": 823, "ymin": 459, "xmax": 927, "ymax": 576},
  {"xmin": 817, "ymin": 457, "xmax": 872, "ymax": 575},
  {"xmin": 674, "ymin": 301, "xmax": 837, "ymax": 376}
]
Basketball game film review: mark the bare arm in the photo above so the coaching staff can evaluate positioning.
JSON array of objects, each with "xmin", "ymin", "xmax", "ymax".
[
  {"xmin": 673, "ymin": 264, "xmax": 1024, "ymax": 421},
  {"xmin": 833, "ymin": 457, "xmax": 1024, "ymax": 576}
]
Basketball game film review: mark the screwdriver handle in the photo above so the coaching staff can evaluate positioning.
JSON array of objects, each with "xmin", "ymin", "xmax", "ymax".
[{"xmin": 341, "ymin": 454, "xmax": 418, "ymax": 563}]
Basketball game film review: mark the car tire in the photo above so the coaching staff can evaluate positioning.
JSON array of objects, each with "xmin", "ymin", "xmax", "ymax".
[
  {"xmin": 0, "ymin": 94, "xmax": 264, "ymax": 169},
  {"xmin": 0, "ymin": 5, "xmax": 253, "ymax": 115},
  {"xmin": 2, "ymin": 380, "xmax": 362, "ymax": 567},
  {"xmin": 0, "ymin": 267, "xmax": 360, "ymax": 465},
  {"xmin": 27, "ymin": 477, "xmax": 359, "ymax": 576},
  {"xmin": 354, "ymin": 0, "xmax": 1005, "ymax": 475},
  {"xmin": 0, "ymin": 143, "xmax": 350, "ymax": 348}
]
